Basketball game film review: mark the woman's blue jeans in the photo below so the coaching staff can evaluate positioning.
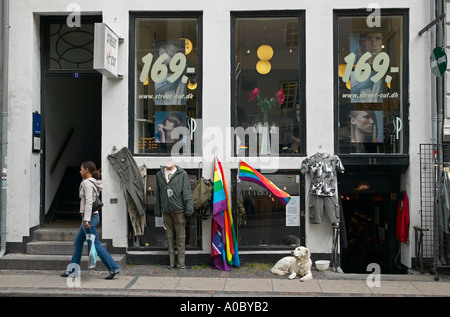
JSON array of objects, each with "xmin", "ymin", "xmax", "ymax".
[{"xmin": 69, "ymin": 213, "xmax": 120, "ymax": 274}]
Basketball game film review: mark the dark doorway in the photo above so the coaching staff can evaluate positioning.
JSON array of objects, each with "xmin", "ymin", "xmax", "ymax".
[
  {"xmin": 40, "ymin": 16, "xmax": 102, "ymax": 225},
  {"xmin": 339, "ymin": 173, "xmax": 406, "ymax": 274}
]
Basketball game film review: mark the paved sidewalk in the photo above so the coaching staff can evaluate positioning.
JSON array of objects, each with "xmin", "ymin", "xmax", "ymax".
[{"xmin": 0, "ymin": 263, "xmax": 449, "ymax": 298}]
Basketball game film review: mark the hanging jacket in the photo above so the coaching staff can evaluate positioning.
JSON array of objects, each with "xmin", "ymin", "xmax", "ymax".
[
  {"xmin": 79, "ymin": 177, "xmax": 102, "ymax": 222},
  {"xmin": 155, "ymin": 165, "xmax": 194, "ymax": 217},
  {"xmin": 396, "ymin": 191, "xmax": 410, "ymax": 243},
  {"xmin": 438, "ymin": 171, "xmax": 450, "ymax": 234}
]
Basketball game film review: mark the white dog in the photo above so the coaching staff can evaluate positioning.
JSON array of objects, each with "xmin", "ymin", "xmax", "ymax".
[{"xmin": 271, "ymin": 246, "xmax": 313, "ymax": 281}]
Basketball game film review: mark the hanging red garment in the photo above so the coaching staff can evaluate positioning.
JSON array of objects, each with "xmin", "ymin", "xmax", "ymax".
[{"xmin": 396, "ymin": 191, "xmax": 410, "ymax": 243}]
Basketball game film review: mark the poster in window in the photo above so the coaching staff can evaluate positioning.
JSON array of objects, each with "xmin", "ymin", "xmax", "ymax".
[
  {"xmin": 154, "ymin": 40, "xmax": 187, "ymax": 106},
  {"xmin": 350, "ymin": 110, "xmax": 383, "ymax": 143},
  {"xmin": 349, "ymin": 33, "xmax": 383, "ymax": 103},
  {"xmin": 155, "ymin": 111, "xmax": 187, "ymax": 143},
  {"xmin": 286, "ymin": 196, "xmax": 300, "ymax": 227}
]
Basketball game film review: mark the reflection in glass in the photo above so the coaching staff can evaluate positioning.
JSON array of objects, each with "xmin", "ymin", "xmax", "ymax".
[
  {"xmin": 337, "ymin": 15, "xmax": 404, "ymax": 154},
  {"xmin": 133, "ymin": 17, "xmax": 200, "ymax": 154},
  {"xmin": 236, "ymin": 173, "xmax": 301, "ymax": 248},
  {"xmin": 233, "ymin": 15, "xmax": 304, "ymax": 156}
]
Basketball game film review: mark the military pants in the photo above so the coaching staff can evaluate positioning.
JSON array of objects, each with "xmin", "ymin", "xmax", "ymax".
[
  {"xmin": 308, "ymin": 194, "xmax": 340, "ymax": 226},
  {"xmin": 163, "ymin": 210, "xmax": 186, "ymax": 268}
]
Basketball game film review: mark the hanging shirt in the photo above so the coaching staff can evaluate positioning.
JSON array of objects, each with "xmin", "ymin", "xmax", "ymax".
[{"xmin": 301, "ymin": 152, "xmax": 345, "ymax": 196}]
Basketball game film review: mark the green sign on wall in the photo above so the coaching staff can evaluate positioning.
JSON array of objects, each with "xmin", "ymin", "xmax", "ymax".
[{"xmin": 430, "ymin": 46, "xmax": 447, "ymax": 77}]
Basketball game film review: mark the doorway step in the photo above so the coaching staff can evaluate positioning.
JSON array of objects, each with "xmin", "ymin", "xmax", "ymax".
[
  {"xmin": 0, "ymin": 227, "xmax": 126, "ymax": 271},
  {"xmin": 46, "ymin": 166, "xmax": 82, "ymax": 222}
]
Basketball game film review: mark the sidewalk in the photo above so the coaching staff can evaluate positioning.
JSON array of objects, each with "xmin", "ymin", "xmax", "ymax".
[{"xmin": 0, "ymin": 263, "xmax": 449, "ymax": 298}]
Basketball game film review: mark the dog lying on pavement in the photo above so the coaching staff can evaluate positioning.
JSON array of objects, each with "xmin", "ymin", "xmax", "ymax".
[{"xmin": 270, "ymin": 246, "xmax": 313, "ymax": 281}]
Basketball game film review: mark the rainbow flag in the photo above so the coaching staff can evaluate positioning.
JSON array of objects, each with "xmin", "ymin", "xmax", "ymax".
[
  {"xmin": 211, "ymin": 156, "xmax": 240, "ymax": 271},
  {"xmin": 239, "ymin": 160, "xmax": 291, "ymax": 206}
]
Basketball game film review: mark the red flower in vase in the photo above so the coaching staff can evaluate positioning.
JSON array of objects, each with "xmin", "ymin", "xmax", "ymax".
[
  {"xmin": 276, "ymin": 89, "xmax": 285, "ymax": 105},
  {"xmin": 249, "ymin": 87, "xmax": 260, "ymax": 101}
]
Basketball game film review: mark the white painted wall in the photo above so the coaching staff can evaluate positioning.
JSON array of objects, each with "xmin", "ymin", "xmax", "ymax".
[{"xmin": 5, "ymin": 0, "xmax": 432, "ymax": 267}]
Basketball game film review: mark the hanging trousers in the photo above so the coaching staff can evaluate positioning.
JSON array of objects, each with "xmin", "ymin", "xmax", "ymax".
[{"xmin": 107, "ymin": 147, "xmax": 146, "ymax": 236}]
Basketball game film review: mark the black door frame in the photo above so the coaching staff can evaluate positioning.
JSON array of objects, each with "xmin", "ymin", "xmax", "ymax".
[
  {"xmin": 339, "ymin": 171, "xmax": 404, "ymax": 273},
  {"xmin": 39, "ymin": 15, "xmax": 102, "ymax": 226}
]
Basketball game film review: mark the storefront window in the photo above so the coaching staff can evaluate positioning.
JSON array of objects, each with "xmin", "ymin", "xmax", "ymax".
[
  {"xmin": 235, "ymin": 172, "xmax": 303, "ymax": 248},
  {"xmin": 232, "ymin": 12, "xmax": 305, "ymax": 156},
  {"xmin": 131, "ymin": 14, "xmax": 201, "ymax": 155},
  {"xmin": 336, "ymin": 12, "xmax": 406, "ymax": 154}
]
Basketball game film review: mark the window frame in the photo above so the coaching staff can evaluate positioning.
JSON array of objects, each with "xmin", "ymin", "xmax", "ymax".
[
  {"xmin": 333, "ymin": 9, "xmax": 410, "ymax": 170},
  {"xmin": 41, "ymin": 15, "xmax": 102, "ymax": 75},
  {"xmin": 230, "ymin": 10, "xmax": 307, "ymax": 157},
  {"xmin": 128, "ymin": 11, "xmax": 203, "ymax": 156},
  {"xmin": 231, "ymin": 169, "xmax": 306, "ymax": 250}
]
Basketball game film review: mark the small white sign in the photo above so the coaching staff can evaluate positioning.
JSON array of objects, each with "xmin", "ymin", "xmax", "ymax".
[
  {"xmin": 286, "ymin": 196, "xmax": 300, "ymax": 226},
  {"xmin": 94, "ymin": 23, "xmax": 121, "ymax": 78},
  {"xmin": 155, "ymin": 216, "xmax": 164, "ymax": 228}
]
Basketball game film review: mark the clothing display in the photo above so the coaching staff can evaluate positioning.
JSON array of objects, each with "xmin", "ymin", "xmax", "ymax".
[
  {"xmin": 438, "ymin": 171, "xmax": 450, "ymax": 234},
  {"xmin": 437, "ymin": 170, "xmax": 450, "ymax": 264},
  {"xmin": 107, "ymin": 147, "xmax": 146, "ymax": 236},
  {"xmin": 396, "ymin": 191, "xmax": 409, "ymax": 243},
  {"xmin": 301, "ymin": 152, "xmax": 345, "ymax": 197},
  {"xmin": 308, "ymin": 195, "xmax": 340, "ymax": 225},
  {"xmin": 301, "ymin": 152, "xmax": 345, "ymax": 225},
  {"xmin": 155, "ymin": 163, "xmax": 194, "ymax": 217},
  {"xmin": 155, "ymin": 162, "xmax": 194, "ymax": 268}
]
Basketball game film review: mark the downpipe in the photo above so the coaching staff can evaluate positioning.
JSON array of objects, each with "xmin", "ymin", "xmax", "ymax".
[{"xmin": 0, "ymin": 0, "xmax": 9, "ymax": 258}]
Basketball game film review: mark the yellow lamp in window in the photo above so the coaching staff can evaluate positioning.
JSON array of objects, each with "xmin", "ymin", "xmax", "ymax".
[
  {"xmin": 187, "ymin": 80, "xmax": 197, "ymax": 90},
  {"xmin": 338, "ymin": 64, "xmax": 351, "ymax": 90},
  {"xmin": 257, "ymin": 45, "xmax": 274, "ymax": 61},
  {"xmin": 256, "ymin": 60, "xmax": 271, "ymax": 75},
  {"xmin": 180, "ymin": 38, "xmax": 193, "ymax": 55}
]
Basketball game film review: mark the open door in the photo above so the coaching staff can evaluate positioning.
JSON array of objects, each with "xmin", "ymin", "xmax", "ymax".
[
  {"xmin": 339, "ymin": 172, "xmax": 406, "ymax": 274},
  {"xmin": 40, "ymin": 16, "xmax": 102, "ymax": 225}
]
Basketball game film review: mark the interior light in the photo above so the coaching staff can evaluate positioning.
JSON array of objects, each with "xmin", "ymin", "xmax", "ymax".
[
  {"xmin": 256, "ymin": 60, "xmax": 271, "ymax": 75},
  {"xmin": 180, "ymin": 38, "xmax": 193, "ymax": 55},
  {"xmin": 257, "ymin": 45, "xmax": 273, "ymax": 61},
  {"xmin": 187, "ymin": 80, "xmax": 197, "ymax": 90},
  {"xmin": 354, "ymin": 180, "xmax": 371, "ymax": 191}
]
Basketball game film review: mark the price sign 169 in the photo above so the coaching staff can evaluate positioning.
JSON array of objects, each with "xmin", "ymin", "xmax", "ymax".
[
  {"xmin": 139, "ymin": 52, "xmax": 189, "ymax": 85},
  {"xmin": 341, "ymin": 52, "xmax": 398, "ymax": 85}
]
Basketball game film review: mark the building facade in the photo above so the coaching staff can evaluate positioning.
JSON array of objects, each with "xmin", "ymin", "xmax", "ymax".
[{"xmin": 1, "ymin": 0, "xmax": 442, "ymax": 274}]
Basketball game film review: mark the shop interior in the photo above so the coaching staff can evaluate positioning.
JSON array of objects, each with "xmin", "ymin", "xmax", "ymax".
[{"xmin": 339, "ymin": 172, "xmax": 407, "ymax": 274}]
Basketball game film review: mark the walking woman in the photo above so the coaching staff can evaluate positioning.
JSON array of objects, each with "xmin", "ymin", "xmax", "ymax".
[{"xmin": 61, "ymin": 161, "xmax": 120, "ymax": 280}]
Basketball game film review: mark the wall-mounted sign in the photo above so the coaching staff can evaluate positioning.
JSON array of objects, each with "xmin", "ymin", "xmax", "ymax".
[
  {"xmin": 33, "ymin": 112, "xmax": 41, "ymax": 135},
  {"xmin": 32, "ymin": 112, "xmax": 41, "ymax": 153},
  {"xmin": 94, "ymin": 23, "xmax": 122, "ymax": 78},
  {"xmin": 430, "ymin": 46, "xmax": 447, "ymax": 77}
]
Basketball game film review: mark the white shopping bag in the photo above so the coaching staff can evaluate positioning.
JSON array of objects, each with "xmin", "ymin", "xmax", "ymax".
[{"xmin": 86, "ymin": 233, "xmax": 98, "ymax": 269}]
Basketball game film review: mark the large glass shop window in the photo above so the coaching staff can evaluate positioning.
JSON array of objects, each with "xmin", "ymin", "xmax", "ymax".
[
  {"xmin": 233, "ymin": 13, "xmax": 305, "ymax": 156},
  {"xmin": 236, "ymin": 173, "xmax": 302, "ymax": 248},
  {"xmin": 132, "ymin": 15, "xmax": 200, "ymax": 155},
  {"xmin": 336, "ymin": 13, "xmax": 405, "ymax": 154}
]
